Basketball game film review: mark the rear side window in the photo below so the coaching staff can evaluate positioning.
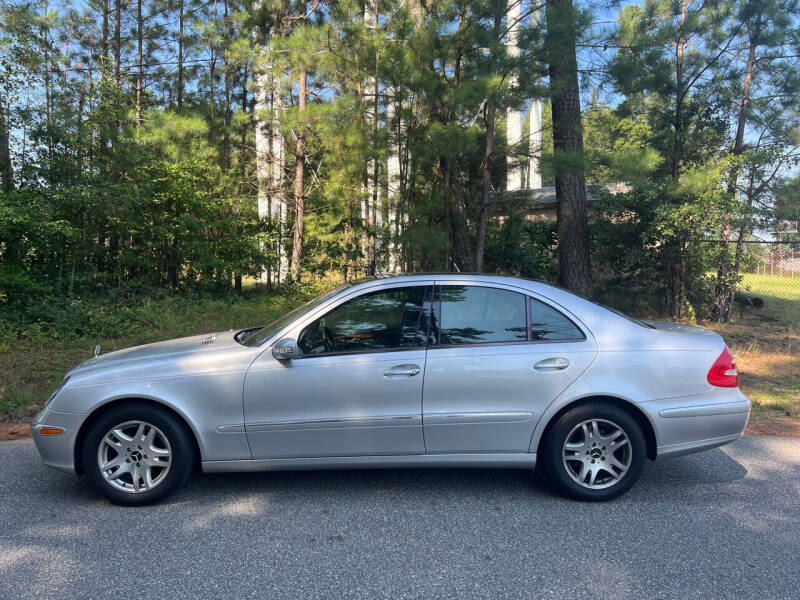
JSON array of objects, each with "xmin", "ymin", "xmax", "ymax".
[
  {"xmin": 298, "ymin": 286, "xmax": 428, "ymax": 355},
  {"xmin": 529, "ymin": 297, "xmax": 584, "ymax": 341},
  {"xmin": 438, "ymin": 285, "xmax": 527, "ymax": 345}
]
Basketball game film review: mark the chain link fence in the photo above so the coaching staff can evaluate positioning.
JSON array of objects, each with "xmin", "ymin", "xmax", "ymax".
[{"xmin": 732, "ymin": 240, "xmax": 800, "ymax": 325}]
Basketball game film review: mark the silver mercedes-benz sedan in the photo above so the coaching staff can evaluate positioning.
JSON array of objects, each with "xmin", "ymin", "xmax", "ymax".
[{"xmin": 31, "ymin": 274, "xmax": 750, "ymax": 505}]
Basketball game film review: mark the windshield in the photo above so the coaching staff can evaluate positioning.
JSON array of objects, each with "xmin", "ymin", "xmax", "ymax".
[{"xmin": 240, "ymin": 283, "xmax": 352, "ymax": 346}]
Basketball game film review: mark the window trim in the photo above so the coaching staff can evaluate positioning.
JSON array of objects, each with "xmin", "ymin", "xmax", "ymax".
[
  {"xmin": 527, "ymin": 295, "xmax": 586, "ymax": 343},
  {"xmin": 292, "ymin": 345, "xmax": 429, "ymax": 360},
  {"xmin": 277, "ymin": 281, "xmax": 589, "ymax": 358},
  {"xmin": 432, "ymin": 284, "xmax": 587, "ymax": 349},
  {"xmin": 294, "ymin": 284, "xmax": 433, "ymax": 359}
]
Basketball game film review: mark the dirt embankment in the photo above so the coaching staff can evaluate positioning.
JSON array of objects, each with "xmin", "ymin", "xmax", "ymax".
[
  {"xmin": 0, "ymin": 423, "xmax": 31, "ymax": 441},
  {"xmin": 745, "ymin": 419, "xmax": 800, "ymax": 437}
]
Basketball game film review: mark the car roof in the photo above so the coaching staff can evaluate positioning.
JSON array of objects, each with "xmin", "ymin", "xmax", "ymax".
[{"xmin": 350, "ymin": 273, "xmax": 549, "ymax": 287}]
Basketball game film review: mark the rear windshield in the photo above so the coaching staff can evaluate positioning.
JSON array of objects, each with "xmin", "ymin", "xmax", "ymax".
[
  {"xmin": 534, "ymin": 280, "xmax": 655, "ymax": 329},
  {"xmin": 591, "ymin": 301, "xmax": 655, "ymax": 329}
]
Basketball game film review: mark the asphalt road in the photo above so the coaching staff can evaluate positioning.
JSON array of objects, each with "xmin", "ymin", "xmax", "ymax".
[{"xmin": 1, "ymin": 436, "xmax": 798, "ymax": 600}]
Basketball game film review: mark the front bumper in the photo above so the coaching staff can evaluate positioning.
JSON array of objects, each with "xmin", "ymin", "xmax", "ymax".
[
  {"xmin": 644, "ymin": 387, "xmax": 751, "ymax": 459},
  {"xmin": 30, "ymin": 407, "xmax": 85, "ymax": 474}
]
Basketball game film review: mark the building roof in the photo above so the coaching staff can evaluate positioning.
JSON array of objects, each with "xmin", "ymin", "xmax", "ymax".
[{"xmin": 489, "ymin": 183, "xmax": 631, "ymax": 214}]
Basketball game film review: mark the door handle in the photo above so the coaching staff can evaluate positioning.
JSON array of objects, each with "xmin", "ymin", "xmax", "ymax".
[
  {"xmin": 534, "ymin": 357, "xmax": 570, "ymax": 372},
  {"xmin": 383, "ymin": 364, "xmax": 421, "ymax": 377}
]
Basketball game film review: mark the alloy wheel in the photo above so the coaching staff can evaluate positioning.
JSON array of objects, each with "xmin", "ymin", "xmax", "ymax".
[
  {"xmin": 561, "ymin": 418, "xmax": 632, "ymax": 489},
  {"xmin": 96, "ymin": 420, "xmax": 172, "ymax": 494}
]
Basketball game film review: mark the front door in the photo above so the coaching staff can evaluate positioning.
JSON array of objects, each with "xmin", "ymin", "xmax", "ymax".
[
  {"xmin": 422, "ymin": 282, "xmax": 598, "ymax": 454},
  {"xmin": 243, "ymin": 284, "xmax": 434, "ymax": 459}
]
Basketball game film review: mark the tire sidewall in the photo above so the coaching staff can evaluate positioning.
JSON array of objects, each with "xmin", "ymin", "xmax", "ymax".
[
  {"xmin": 82, "ymin": 404, "xmax": 194, "ymax": 506},
  {"xmin": 544, "ymin": 403, "xmax": 646, "ymax": 501}
]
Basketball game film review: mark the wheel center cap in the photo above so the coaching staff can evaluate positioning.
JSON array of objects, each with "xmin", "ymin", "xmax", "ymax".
[
  {"xmin": 590, "ymin": 448, "xmax": 602, "ymax": 459},
  {"xmin": 130, "ymin": 450, "xmax": 143, "ymax": 462}
]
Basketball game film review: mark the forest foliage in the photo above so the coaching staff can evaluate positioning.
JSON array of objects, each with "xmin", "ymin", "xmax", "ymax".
[{"xmin": 1, "ymin": 0, "xmax": 799, "ymax": 336}]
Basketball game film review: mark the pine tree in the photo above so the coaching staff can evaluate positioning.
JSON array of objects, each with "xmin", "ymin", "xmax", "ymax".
[{"xmin": 545, "ymin": 0, "xmax": 592, "ymax": 295}]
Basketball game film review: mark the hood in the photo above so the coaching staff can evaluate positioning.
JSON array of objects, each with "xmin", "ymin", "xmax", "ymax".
[{"xmin": 67, "ymin": 329, "xmax": 249, "ymax": 378}]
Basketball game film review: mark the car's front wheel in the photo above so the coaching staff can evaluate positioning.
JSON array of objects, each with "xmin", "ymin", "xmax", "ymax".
[
  {"xmin": 82, "ymin": 404, "xmax": 195, "ymax": 506},
  {"xmin": 542, "ymin": 403, "xmax": 646, "ymax": 501}
]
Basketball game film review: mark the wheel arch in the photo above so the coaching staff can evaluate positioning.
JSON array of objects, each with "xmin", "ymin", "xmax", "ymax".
[
  {"xmin": 533, "ymin": 395, "xmax": 657, "ymax": 461},
  {"xmin": 73, "ymin": 397, "xmax": 203, "ymax": 476}
]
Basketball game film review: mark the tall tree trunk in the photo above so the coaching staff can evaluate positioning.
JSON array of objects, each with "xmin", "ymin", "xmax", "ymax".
[
  {"xmin": 546, "ymin": 0, "xmax": 591, "ymax": 295},
  {"xmin": 527, "ymin": 0, "xmax": 544, "ymax": 189},
  {"xmin": 177, "ymin": 0, "xmax": 184, "ymax": 112},
  {"xmin": 290, "ymin": 68, "xmax": 307, "ymax": 281},
  {"xmin": 108, "ymin": 0, "xmax": 124, "ymax": 277},
  {"xmin": 77, "ymin": 75, "xmax": 86, "ymax": 173},
  {"xmin": 363, "ymin": 1, "xmax": 381, "ymax": 274},
  {"xmin": 360, "ymin": 1, "xmax": 377, "ymax": 274},
  {"xmin": 475, "ymin": 101, "xmax": 496, "ymax": 273},
  {"xmin": 97, "ymin": 0, "xmax": 110, "ymax": 160},
  {"xmin": 666, "ymin": 0, "xmax": 688, "ymax": 318},
  {"xmin": 222, "ymin": 0, "xmax": 231, "ymax": 170},
  {"xmin": 369, "ymin": 61, "xmax": 380, "ymax": 274},
  {"xmin": 505, "ymin": 0, "xmax": 522, "ymax": 192},
  {"xmin": 386, "ymin": 87, "xmax": 401, "ymax": 273},
  {"xmin": 271, "ymin": 84, "xmax": 287, "ymax": 282},
  {"xmin": 43, "ymin": 1, "xmax": 53, "ymax": 179},
  {"xmin": 135, "ymin": 0, "xmax": 143, "ymax": 125},
  {"xmin": 241, "ymin": 63, "xmax": 249, "ymax": 182},
  {"xmin": 255, "ymin": 41, "xmax": 281, "ymax": 284},
  {"xmin": 434, "ymin": 9, "xmax": 472, "ymax": 272},
  {"xmin": 475, "ymin": 7, "xmax": 502, "ymax": 272},
  {"xmin": 114, "ymin": 0, "xmax": 122, "ymax": 85},
  {"xmin": 233, "ymin": 58, "xmax": 249, "ymax": 294},
  {"xmin": 101, "ymin": 0, "xmax": 109, "ymax": 64},
  {"xmin": 671, "ymin": 0, "xmax": 688, "ymax": 181},
  {"xmin": 0, "ymin": 99, "xmax": 12, "ymax": 192},
  {"xmin": 724, "ymin": 173, "xmax": 757, "ymax": 321},
  {"xmin": 712, "ymin": 25, "xmax": 759, "ymax": 321},
  {"xmin": 445, "ymin": 158, "xmax": 474, "ymax": 272},
  {"xmin": 209, "ymin": 2, "xmax": 217, "ymax": 122}
]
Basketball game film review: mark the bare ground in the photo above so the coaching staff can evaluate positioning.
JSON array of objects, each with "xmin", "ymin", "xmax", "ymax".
[{"xmin": 0, "ymin": 422, "xmax": 31, "ymax": 440}]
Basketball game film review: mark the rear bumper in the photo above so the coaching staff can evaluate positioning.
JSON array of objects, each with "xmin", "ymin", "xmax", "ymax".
[
  {"xmin": 30, "ymin": 407, "xmax": 84, "ymax": 474},
  {"xmin": 643, "ymin": 388, "xmax": 751, "ymax": 459}
]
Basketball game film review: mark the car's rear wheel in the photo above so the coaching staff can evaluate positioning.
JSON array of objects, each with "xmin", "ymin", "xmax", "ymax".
[
  {"xmin": 542, "ymin": 403, "xmax": 646, "ymax": 501},
  {"xmin": 82, "ymin": 404, "xmax": 194, "ymax": 506}
]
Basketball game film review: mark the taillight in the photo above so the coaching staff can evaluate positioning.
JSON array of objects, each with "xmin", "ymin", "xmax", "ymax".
[{"xmin": 707, "ymin": 346, "xmax": 738, "ymax": 387}]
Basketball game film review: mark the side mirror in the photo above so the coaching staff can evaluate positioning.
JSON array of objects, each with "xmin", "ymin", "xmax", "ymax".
[{"xmin": 272, "ymin": 338, "xmax": 299, "ymax": 360}]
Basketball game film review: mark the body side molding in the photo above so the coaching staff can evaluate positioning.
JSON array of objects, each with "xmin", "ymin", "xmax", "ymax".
[{"xmin": 202, "ymin": 452, "xmax": 537, "ymax": 473}]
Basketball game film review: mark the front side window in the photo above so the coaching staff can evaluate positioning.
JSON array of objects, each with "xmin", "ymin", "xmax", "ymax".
[
  {"xmin": 240, "ymin": 283, "xmax": 352, "ymax": 346},
  {"xmin": 298, "ymin": 286, "xmax": 428, "ymax": 355},
  {"xmin": 438, "ymin": 285, "xmax": 527, "ymax": 345},
  {"xmin": 529, "ymin": 297, "xmax": 584, "ymax": 341}
]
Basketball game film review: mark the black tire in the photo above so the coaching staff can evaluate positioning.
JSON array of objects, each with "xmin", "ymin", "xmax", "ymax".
[
  {"xmin": 542, "ymin": 403, "xmax": 646, "ymax": 501},
  {"xmin": 82, "ymin": 403, "xmax": 195, "ymax": 506}
]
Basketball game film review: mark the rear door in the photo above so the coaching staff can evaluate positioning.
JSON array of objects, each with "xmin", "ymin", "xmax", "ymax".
[{"xmin": 422, "ymin": 282, "xmax": 598, "ymax": 454}]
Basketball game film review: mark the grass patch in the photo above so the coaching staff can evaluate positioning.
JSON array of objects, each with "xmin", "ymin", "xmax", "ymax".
[
  {"xmin": 707, "ymin": 319, "xmax": 799, "ymax": 424},
  {"xmin": 0, "ymin": 386, "xmax": 38, "ymax": 422},
  {"xmin": 0, "ymin": 289, "xmax": 309, "ymax": 421},
  {"xmin": 737, "ymin": 272, "xmax": 800, "ymax": 323},
  {"xmin": 715, "ymin": 272, "xmax": 800, "ymax": 426}
]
